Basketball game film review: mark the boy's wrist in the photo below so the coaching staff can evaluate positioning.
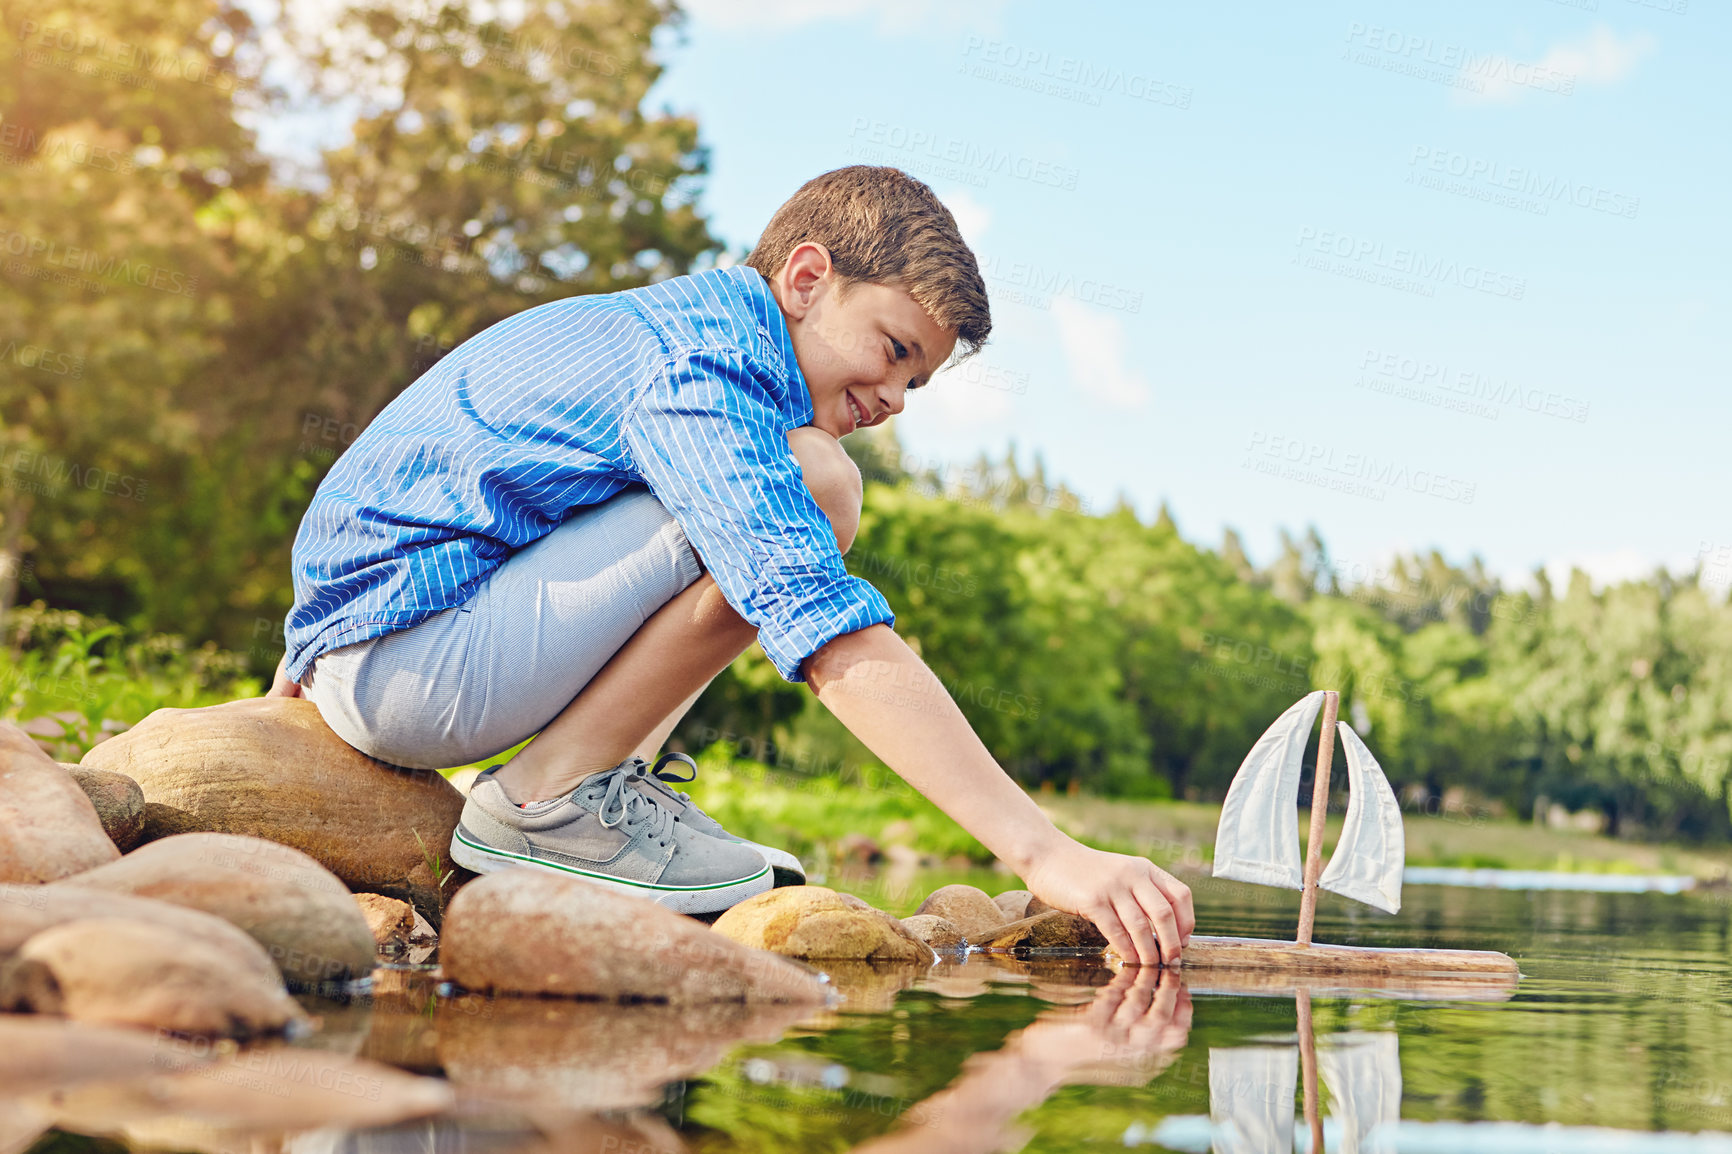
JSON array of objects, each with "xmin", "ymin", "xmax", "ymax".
[{"xmin": 998, "ymin": 817, "xmax": 1070, "ymax": 879}]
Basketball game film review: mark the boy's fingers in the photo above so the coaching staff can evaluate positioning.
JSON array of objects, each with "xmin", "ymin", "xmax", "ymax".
[
  {"xmin": 1110, "ymin": 893, "xmax": 1163, "ymax": 966},
  {"xmin": 1089, "ymin": 903, "xmax": 1144, "ymax": 967},
  {"xmin": 1152, "ymin": 867, "xmax": 1195, "ymax": 942},
  {"xmin": 1131, "ymin": 877, "xmax": 1182, "ymax": 965},
  {"xmin": 1149, "ymin": 965, "xmax": 1179, "ymax": 1022},
  {"xmin": 1111, "ymin": 969, "xmax": 1158, "ymax": 1029}
]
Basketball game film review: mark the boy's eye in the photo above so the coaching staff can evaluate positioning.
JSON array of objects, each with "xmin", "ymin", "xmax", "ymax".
[{"xmin": 889, "ymin": 338, "xmax": 907, "ymax": 360}]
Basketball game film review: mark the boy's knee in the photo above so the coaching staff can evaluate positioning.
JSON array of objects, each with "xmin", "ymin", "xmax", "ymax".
[{"xmin": 787, "ymin": 426, "xmax": 862, "ymax": 554}]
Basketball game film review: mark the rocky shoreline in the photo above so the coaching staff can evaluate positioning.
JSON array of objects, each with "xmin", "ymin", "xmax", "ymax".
[
  {"xmin": 3, "ymin": 697, "xmax": 1107, "ymax": 1022},
  {"xmin": 0, "ymin": 697, "xmax": 1120, "ymax": 1147}
]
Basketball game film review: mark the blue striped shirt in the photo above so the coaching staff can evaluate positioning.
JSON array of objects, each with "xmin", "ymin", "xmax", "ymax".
[{"xmin": 285, "ymin": 266, "xmax": 894, "ymax": 684}]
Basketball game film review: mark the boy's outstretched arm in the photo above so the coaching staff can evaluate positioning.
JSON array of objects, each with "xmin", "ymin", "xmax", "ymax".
[{"xmin": 805, "ymin": 623, "xmax": 1195, "ymax": 966}]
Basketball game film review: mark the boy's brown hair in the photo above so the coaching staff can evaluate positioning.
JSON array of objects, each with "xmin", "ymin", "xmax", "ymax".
[{"xmin": 746, "ymin": 165, "xmax": 991, "ymax": 358}]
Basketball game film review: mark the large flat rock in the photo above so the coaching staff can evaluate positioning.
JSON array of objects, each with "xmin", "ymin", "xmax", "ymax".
[
  {"xmin": 440, "ymin": 869, "xmax": 829, "ymax": 1004},
  {"xmin": 79, "ymin": 698, "xmax": 467, "ymax": 926}
]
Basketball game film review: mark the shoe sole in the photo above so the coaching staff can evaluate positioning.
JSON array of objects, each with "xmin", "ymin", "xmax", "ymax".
[
  {"xmin": 739, "ymin": 839, "xmax": 806, "ymax": 884},
  {"xmin": 450, "ymin": 827, "xmax": 773, "ymax": 916}
]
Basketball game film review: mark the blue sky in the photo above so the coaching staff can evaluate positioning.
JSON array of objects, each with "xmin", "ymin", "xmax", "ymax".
[{"xmin": 645, "ymin": 0, "xmax": 1727, "ymax": 591}]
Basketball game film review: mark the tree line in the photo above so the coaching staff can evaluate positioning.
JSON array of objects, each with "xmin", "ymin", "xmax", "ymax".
[{"xmin": 679, "ymin": 431, "xmax": 1732, "ymax": 840}]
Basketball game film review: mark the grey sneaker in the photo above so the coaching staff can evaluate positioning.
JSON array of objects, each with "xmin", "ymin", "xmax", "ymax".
[
  {"xmin": 449, "ymin": 759, "xmax": 773, "ymax": 915},
  {"xmin": 629, "ymin": 753, "xmax": 807, "ymax": 885}
]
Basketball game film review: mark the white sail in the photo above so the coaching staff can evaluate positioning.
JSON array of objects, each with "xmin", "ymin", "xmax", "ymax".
[
  {"xmin": 1318, "ymin": 721, "xmax": 1405, "ymax": 914},
  {"xmin": 1212, "ymin": 691, "xmax": 1323, "ymax": 891},
  {"xmin": 1208, "ymin": 1046, "xmax": 1297, "ymax": 1154},
  {"xmin": 1317, "ymin": 1032, "xmax": 1402, "ymax": 1154}
]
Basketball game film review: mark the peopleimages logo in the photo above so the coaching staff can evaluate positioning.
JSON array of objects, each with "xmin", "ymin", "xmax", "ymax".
[
  {"xmin": 1243, "ymin": 430, "xmax": 1476, "ymax": 505},
  {"xmin": 975, "ymin": 254, "xmax": 1143, "ymax": 314},
  {"xmin": 0, "ymin": 228, "xmax": 198, "ymax": 296},
  {"xmin": 1356, "ymin": 348, "xmax": 1590, "ymax": 423},
  {"xmin": 1343, "ymin": 23, "xmax": 1577, "ymax": 96},
  {"xmin": 1407, "ymin": 146, "xmax": 1640, "ymax": 220},
  {"xmin": 845, "ymin": 119, "xmax": 1081, "ymax": 191},
  {"xmin": 1294, "ymin": 227, "xmax": 1526, "ymax": 300},
  {"xmin": 958, "ymin": 36, "xmax": 1193, "ymax": 110}
]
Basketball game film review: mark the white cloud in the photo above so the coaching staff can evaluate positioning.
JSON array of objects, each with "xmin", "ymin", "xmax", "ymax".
[
  {"xmin": 1458, "ymin": 26, "xmax": 1655, "ymax": 105},
  {"xmin": 938, "ymin": 188, "xmax": 992, "ymax": 249},
  {"xmin": 680, "ymin": 0, "xmax": 1006, "ymax": 34},
  {"xmin": 1051, "ymin": 297, "xmax": 1151, "ymax": 411},
  {"xmin": 922, "ymin": 367, "xmax": 1016, "ymax": 429}
]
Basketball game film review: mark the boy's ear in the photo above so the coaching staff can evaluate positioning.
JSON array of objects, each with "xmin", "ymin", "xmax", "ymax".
[{"xmin": 777, "ymin": 242, "xmax": 834, "ymax": 320}]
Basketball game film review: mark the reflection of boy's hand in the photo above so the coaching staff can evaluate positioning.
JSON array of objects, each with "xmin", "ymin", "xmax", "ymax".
[
  {"xmin": 848, "ymin": 968, "xmax": 1193, "ymax": 1153},
  {"xmin": 1022, "ymin": 839, "xmax": 1195, "ymax": 965},
  {"xmin": 1018, "ymin": 966, "xmax": 1193, "ymax": 1086}
]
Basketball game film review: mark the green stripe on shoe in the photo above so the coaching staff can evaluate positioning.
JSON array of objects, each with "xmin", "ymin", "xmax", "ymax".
[{"xmin": 453, "ymin": 827, "xmax": 770, "ymax": 892}]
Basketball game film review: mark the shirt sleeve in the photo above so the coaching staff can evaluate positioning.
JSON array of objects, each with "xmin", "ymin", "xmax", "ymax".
[{"xmin": 622, "ymin": 347, "xmax": 894, "ymax": 683}]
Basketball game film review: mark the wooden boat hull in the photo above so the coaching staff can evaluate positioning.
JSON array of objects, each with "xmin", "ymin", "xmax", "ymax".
[{"xmin": 1180, "ymin": 934, "xmax": 1519, "ymax": 980}]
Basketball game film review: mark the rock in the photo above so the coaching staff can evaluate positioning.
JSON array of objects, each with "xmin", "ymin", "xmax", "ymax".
[
  {"xmin": 437, "ymin": 996, "xmax": 812, "ymax": 1112},
  {"xmin": 0, "ymin": 723, "xmax": 120, "ymax": 883},
  {"xmin": 901, "ymin": 914, "xmax": 967, "ymax": 951},
  {"xmin": 57, "ymin": 833, "xmax": 376, "ymax": 984},
  {"xmin": 355, "ymin": 892, "xmax": 416, "ymax": 954},
  {"xmin": 440, "ymin": 870, "xmax": 828, "ymax": 1004},
  {"xmin": 817, "ymin": 959, "xmax": 929, "ymax": 1014},
  {"xmin": 0, "ymin": 884, "xmax": 283, "ymax": 987},
  {"xmin": 39, "ymin": 1046, "xmax": 453, "ymax": 1138},
  {"xmin": 993, "ymin": 889, "xmax": 1034, "ymax": 922},
  {"xmin": 713, "ymin": 886, "xmax": 936, "ymax": 963},
  {"xmin": 78, "ymin": 697, "xmax": 468, "ymax": 927},
  {"xmin": 978, "ymin": 910, "xmax": 1109, "ymax": 951},
  {"xmin": 0, "ymin": 917, "xmax": 307, "ymax": 1038},
  {"xmin": 57, "ymin": 763, "xmax": 146, "ymax": 852},
  {"xmin": 0, "ymin": 1014, "xmax": 218, "ymax": 1097},
  {"xmin": 912, "ymin": 884, "xmax": 1009, "ymax": 941}
]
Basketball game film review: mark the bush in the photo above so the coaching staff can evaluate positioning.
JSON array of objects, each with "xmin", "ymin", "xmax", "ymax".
[{"xmin": 0, "ymin": 602, "xmax": 260, "ymax": 759}]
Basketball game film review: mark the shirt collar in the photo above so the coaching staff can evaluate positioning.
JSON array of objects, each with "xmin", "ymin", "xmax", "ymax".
[{"xmin": 735, "ymin": 267, "xmax": 815, "ymax": 429}]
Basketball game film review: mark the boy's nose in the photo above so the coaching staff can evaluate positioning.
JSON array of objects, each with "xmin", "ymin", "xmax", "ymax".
[{"xmin": 880, "ymin": 380, "xmax": 908, "ymax": 418}]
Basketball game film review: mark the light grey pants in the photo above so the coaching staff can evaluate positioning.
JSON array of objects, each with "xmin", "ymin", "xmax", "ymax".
[{"xmin": 302, "ymin": 486, "xmax": 703, "ymax": 770}]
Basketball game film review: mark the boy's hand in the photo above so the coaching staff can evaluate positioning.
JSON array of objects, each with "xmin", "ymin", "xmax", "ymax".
[
  {"xmin": 808, "ymin": 625, "xmax": 1197, "ymax": 967},
  {"xmin": 1022, "ymin": 838, "xmax": 1195, "ymax": 967},
  {"xmin": 266, "ymin": 656, "xmax": 302, "ymax": 699}
]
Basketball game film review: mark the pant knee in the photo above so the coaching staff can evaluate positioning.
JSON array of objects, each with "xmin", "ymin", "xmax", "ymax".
[{"xmin": 787, "ymin": 427, "xmax": 862, "ymax": 553}]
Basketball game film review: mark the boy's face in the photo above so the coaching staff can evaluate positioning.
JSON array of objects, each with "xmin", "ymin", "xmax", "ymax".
[{"xmin": 771, "ymin": 244, "xmax": 957, "ymax": 441}]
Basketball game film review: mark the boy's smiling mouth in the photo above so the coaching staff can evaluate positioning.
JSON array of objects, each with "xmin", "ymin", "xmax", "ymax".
[{"xmin": 846, "ymin": 391, "xmax": 869, "ymax": 430}]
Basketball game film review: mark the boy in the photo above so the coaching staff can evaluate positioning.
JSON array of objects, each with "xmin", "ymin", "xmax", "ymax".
[{"xmin": 271, "ymin": 166, "xmax": 1193, "ymax": 963}]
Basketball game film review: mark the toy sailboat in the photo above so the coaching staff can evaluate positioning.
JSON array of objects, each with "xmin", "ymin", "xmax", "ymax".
[
  {"xmin": 1127, "ymin": 969, "xmax": 1519, "ymax": 1151},
  {"xmin": 1133, "ymin": 993, "xmax": 1403, "ymax": 1153},
  {"xmin": 1179, "ymin": 690, "xmax": 1518, "ymax": 978}
]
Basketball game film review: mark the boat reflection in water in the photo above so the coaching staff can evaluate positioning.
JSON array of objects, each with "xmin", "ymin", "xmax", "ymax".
[{"xmin": 1132, "ymin": 973, "xmax": 1732, "ymax": 1153}]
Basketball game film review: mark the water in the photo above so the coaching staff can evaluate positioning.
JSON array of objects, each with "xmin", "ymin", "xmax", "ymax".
[{"xmin": 20, "ymin": 870, "xmax": 1732, "ymax": 1153}]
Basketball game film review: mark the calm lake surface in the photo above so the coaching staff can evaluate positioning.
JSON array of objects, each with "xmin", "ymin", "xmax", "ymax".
[{"xmin": 31, "ymin": 868, "xmax": 1732, "ymax": 1153}]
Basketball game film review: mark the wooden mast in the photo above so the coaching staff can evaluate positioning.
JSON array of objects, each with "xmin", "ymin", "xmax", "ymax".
[
  {"xmin": 1295, "ymin": 690, "xmax": 1340, "ymax": 947},
  {"xmin": 1296, "ymin": 989, "xmax": 1324, "ymax": 1154}
]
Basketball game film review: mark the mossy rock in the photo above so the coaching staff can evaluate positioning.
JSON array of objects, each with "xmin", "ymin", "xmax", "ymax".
[{"xmin": 712, "ymin": 886, "xmax": 935, "ymax": 963}]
